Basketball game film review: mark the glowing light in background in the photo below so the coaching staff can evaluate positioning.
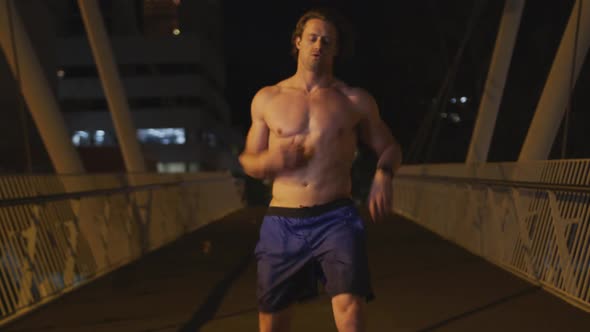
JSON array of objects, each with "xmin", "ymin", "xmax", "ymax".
[
  {"xmin": 94, "ymin": 130, "xmax": 105, "ymax": 145},
  {"xmin": 137, "ymin": 128, "xmax": 186, "ymax": 145},
  {"xmin": 72, "ymin": 131, "xmax": 89, "ymax": 146}
]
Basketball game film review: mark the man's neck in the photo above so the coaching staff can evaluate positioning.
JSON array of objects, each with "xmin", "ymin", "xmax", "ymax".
[{"xmin": 293, "ymin": 67, "xmax": 334, "ymax": 93}]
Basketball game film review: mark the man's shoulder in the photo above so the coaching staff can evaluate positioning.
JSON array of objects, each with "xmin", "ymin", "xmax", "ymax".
[
  {"xmin": 335, "ymin": 81, "xmax": 375, "ymax": 107},
  {"xmin": 251, "ymin": 85, "xmax": 281, "ymax": 111},
  {"xmin": 254, "ymin": 85, "xmax": 281, "ymax": 100},
  {"xmin": 253, "ymin": 78, "xmax": 299, "ymax": 102}
]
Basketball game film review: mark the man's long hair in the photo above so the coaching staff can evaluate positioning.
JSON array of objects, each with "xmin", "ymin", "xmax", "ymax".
[{"xmin": 290, "ymin": 7, "xmax": 355, "ymax": 61}]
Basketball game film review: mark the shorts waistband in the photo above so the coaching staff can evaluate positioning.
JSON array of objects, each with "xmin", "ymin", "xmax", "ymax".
[{"xmin": 266, "ymin": 198, "xmax": 354, "ymax": 218}]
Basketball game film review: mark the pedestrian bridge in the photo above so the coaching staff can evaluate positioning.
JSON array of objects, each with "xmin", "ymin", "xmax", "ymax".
[
  {"xmin": 1, "ymin": 161, "xmax": 590, "ymax": 331},
  {"xmin": 1, "ymin": 0, "xmax": 590, "ymax": 330}
]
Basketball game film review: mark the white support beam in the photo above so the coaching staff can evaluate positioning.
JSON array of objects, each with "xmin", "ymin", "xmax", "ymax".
[
  {"xmin": 519, "ymin": 0, "xmax": 590, "ymax": 161},
  {"xmin": 467, "ymin": 0, "xmax": 525, "ymax": 163},
  {"xmin": 77, "ymin": 0, "xmax": 146, "ymax": 172},
  {"xmin": 0, "ymin": 0, "xmax": 84, "ymax": 174}
]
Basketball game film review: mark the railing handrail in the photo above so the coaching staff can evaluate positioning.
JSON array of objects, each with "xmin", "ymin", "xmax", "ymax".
[
  {"xmin": 0, "ymin": 175, "xmax": 230, "ymax": 208},
  {"xmin": 0, "ymin": 171, "xmax": 243, "ymax": 325},
  {"xmin": 395, "ymin": 174, "xmax": 590, "ymax": 194}
]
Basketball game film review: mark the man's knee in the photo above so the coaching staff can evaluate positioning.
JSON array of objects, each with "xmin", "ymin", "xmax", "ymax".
[
  {"xmin": 259, "ymin": 308, "xmax": 292, "ymax": 332},
  {"xmin": 332, "ymin": 293, "xmax": 364, "ymax": 315},
  {"xmin": 332, "ymin": 293, "xmax": 366, "ymax": 331}
]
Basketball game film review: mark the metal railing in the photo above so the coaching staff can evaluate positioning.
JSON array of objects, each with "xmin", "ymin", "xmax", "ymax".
[
  {"xmin": 393, "ymin": 160, "xmax": 590, "ymax": 312},
  {"xmin": 0, "ymin": 172, "xmax": 244, "ymax": 326}
]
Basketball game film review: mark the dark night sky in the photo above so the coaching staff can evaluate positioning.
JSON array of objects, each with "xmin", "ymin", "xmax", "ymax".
[
  {"xmin": 221, "ymin": 0, "xmax": 490, "ymax": 147},
  {"xmin": 220, "ymin": 0, "xmax": 589, "ymax": 162}
]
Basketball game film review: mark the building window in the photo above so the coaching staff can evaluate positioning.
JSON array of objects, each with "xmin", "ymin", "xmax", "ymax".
[
  {"xmin": 73, "ymin": 128, "xmax": 186, "ymax": 146},
  {"xmin": 137, "ymin": 128, "xmax": 186, "ymax": 145},
  {"xmin": 72, "ymin": 131, "xmax": 91, "ymax": 146},
  {"xmin": 72, "ymin": 129, "xmax": 116, "ymax": 146},
  {"xmin": 157, "ymin": 162, "xmax": 186, "ymax": 173}
]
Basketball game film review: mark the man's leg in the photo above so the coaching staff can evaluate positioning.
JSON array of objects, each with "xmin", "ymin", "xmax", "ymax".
[
  {"xmin": 259, "ymin": 307, "xmax": 293, "ymax": 332},
  {"xmin": 332, "ymin": 293, "xmax": 366, "ymax": 332}
]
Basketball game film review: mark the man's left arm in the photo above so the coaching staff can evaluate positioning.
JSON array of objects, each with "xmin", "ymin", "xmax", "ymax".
[{"xmin": 356, "ymin": 89, "xmax": 402, "ymax": 222}]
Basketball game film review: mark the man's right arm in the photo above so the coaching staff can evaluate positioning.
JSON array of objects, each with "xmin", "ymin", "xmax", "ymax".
[{"xmin": 238, "ymin": 88, "xmax": 275, "ymax": 179}]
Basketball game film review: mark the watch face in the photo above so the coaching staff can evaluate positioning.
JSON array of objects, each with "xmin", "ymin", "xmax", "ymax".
[{"xmin": 378, "ymin": 167, "xmax": 393, "ymax": 177}]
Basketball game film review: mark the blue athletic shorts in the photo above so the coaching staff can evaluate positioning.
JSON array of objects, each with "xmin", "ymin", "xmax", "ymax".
[{"xmin": 255, "ymin": 198, "xmax": 374, "ymax": 313}]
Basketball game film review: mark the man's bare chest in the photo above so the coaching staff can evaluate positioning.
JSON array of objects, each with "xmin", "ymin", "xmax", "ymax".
[{"xmin": 264, "ymin": 91, "xmax": 361, "ymax": 137}]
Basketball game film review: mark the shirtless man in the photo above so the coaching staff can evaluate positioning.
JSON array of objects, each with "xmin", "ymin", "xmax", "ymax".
[{"xmin": 239, "ymin": 8, "xmax": 402, "ymax": 332}]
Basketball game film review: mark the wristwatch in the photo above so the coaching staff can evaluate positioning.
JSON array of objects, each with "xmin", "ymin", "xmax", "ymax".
[{"xmin": 377, "ymin": 166, "xmax": 394, "ymax": 177}]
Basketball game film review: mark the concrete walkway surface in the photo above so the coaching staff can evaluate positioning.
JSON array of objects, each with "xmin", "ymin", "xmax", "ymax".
[{"xmin": 4, "ymin": 207, "xmax": 590, "ymax": 331}]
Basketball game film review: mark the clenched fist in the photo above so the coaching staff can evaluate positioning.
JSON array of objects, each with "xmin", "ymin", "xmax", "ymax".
[{"xmin": 267, "ymin": 138, "xmax": 312, "ymax": 173}]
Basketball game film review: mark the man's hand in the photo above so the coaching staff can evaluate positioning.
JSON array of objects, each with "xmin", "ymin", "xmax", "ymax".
[
  {"xmin": 266, "ymin": 138, "xmax": 311, "ymax": 174},
  {"xmin": 368, "ymin": 169, "xmax": 393, "ymax": 222}
]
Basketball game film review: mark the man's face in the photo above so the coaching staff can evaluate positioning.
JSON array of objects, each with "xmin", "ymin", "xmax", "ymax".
[{"xmin": 296, "ymin": 18, "xmax": 338, "ymax": 71}]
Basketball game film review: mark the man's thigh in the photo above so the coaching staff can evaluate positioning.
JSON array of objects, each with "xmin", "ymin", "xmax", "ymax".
[
  {"xmin": 312, "ymin": 210, "xmax": 373, "ymax": 300},
  {"xmin": 256, "ymin": 216, "xmax": 315, "ymax": 312}
]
